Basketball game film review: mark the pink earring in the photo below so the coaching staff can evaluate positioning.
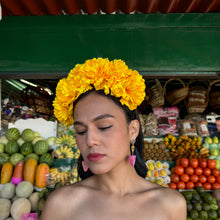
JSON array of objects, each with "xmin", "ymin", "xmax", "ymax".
[
  {"xmin": 82, "ymin": 161, "xmax": 89, "ymax": 172},
  {"xmin": 129, "ymin": 139, "xmax": 136, "ymax": 166}
]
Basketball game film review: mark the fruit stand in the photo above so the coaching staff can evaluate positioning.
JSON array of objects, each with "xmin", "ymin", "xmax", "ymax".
[{"xmin": 0, "ymin": 1, "xmax": 220, "ymax": 219}]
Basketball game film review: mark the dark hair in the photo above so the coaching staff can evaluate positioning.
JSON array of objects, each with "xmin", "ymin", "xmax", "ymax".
[{"xmin": 73, "ymin": 89, "xmax": 147, "ymax": 180}]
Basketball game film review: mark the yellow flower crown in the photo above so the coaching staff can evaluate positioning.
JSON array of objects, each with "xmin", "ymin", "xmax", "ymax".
[{"xmin": 53, "ymin": 58, "xmax": 146, "ymax": 125}]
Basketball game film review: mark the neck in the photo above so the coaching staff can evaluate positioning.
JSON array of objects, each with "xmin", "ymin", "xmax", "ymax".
[{"xmin": 94, "ymin": 162, "xmax": 142, "ymax": 196}]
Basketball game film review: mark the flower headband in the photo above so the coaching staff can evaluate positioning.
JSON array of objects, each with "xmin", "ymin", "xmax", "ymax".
[{"xmin": 53, "ymin": 58, "xmax": 146, "ymax": 125}]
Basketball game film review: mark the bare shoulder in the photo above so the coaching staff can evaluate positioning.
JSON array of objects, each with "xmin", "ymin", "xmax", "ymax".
[
  {"xmin": 157, "ymin": 187, "xmax": 187, "ymax": 219},
  {"xmin": 40, "ymin": 180, "xmax": 92, "ymax": 220}
]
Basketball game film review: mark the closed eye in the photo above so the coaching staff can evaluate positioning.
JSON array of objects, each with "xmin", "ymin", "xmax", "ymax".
[{"xmin": 99, "ymin": 125, "xmax": 113, "ymax": 131}]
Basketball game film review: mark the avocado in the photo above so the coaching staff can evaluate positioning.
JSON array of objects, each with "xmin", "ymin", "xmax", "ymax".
[
  {"xmin": 190, "ymin": 210, "xmax": 199, "ymax": 219},
  {"xmin": 210, "ymin": 203, "xmax": 219, "ymax": 211},
  {"xmin": 193, "ymin": 203, "xmax": 202, "ymax": 211},
  {"xmin": 198, "ymin": 210, "xmax": 208, "ymax": 220},
  {"xmin": 187, "ymin": 203, "xmax": 193, "ymax": 212},
  {"xmin": 202, "ymin": 203, "xmax": 210, "ymax": 212},
  {"xmin": 209, "ymin": 210, "xmax": 218, "ymax": 219}
]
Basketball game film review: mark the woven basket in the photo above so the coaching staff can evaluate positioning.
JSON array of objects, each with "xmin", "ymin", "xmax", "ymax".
[
  {"xmin": 164, "ymin": 78, "xmax": 189, "ymax": 106},
  {"xmin": 146, "ymin": 79, "xmax": 164, "ymax": 108},
  {"xmin": 185, "ymin": 80, "xmax": 210, "ymax": 114},
  {"xmin": 21, "ymin": 86, "xmax": 53, "ymax": 115},
  {"xmin": 209, "ymin": 79, "xmax": 220, "ymax": 110}
]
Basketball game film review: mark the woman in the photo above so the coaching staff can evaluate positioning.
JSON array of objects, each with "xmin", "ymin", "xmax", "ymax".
[{"xmin": 41, "ymin": 58, "xmax": 186, "ymax": 220}]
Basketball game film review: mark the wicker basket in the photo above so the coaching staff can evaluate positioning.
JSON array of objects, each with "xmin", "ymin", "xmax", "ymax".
[
  {"xmin": 146, "ymin": 79, "xmax": 164, "ymax": 108},
  {"xmin": 21, "ymin": 86, "xmax": 53, "ymax": 115},
  {"xmin": 164, "ymin": 78, "xmax": 189, "ymax": 106},
  {"xmin": 185, "ymin": 80, "xmax": 210, "ymax": 114},
  {"xmin": 209, "ymin": 79, "xmax": 220, "ymax": 110}
]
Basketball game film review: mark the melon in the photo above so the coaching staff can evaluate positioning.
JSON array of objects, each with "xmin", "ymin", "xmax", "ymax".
[
  {"xmin": 20, "ymin": 142, "xmax": 33, "ymax": 156},
  {"xmin": 0, "ymin": 183, "xmax": 16, "ymax": 199},
  {"xmin": 0, "ymin": 198, "xmax": 11, "ymax": 220},
  {"xmin": 11, "ymin": 198, "xmax": 31, "ymax": 220},
  {"xmin": 5, "ymin": 141, "xmax": 19, "ymax": 155},
  {"xmin": 10, "ymin": 153, "xmax": 24, "ymax": 166},
  {"xmin": 39, "ymin": 153, "xmax": 54, "ymax": 167},
  {"xmin": 24, "ymin": 153, "xmax": 39, "ymax": 162},
  {"xmin": 0, "ymin": 143, "xmax": 5, "ymax": 153},
  {"xmin": 34, "ymin": 140, "xmax": 49, "ymax": 155},
  {"xmin": 16, "ymin": 181, "xmax": 34, "ymax": 198},
  {"xmin": 0, "ymin": 153, "xmax": 10, "ymax": 165},
  {"xmin": 21, "ymin": 129, "xmax": 35, "ymax": 142},
  {"xmin": 5, "ymin": 128, "xmax": 20, "ymax": 141}
]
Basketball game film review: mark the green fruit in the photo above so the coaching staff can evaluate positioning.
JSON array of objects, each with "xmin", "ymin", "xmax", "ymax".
[
  {"xmin": 34, "ymin": 140, "xmax": 48, "ymax": 155},
  {"xmin": 183, "ymin": 191, "xmax": 193, "ymax": 201},
  {"xmin": 202, "ymin": 203, "xmax": 210, "ymax": 212},
  {"xmin": 199, "ymin": 210, "xmax": 208, "ymax": 220},
  {"xmin": 0, "ymin": 153, "xmax": 10, "ymax": 165},
  {"xmin": 21, "ymin": 128, "xmax": 35, "ymax": 142},
  {"xmin": 5, "ymin": 128, "xmax": 20, "ymax": 141},
  {"xmin": 5, "ymin": 140, "xmax": 19, "ymax": 155},
  {"xmin": 39, "ymin": 153, "xmax": 53, "ymax": 167},
  {"xmin": 190, "ymin": 210, "xmax": 199, "ymax": 219},
  {"xmin": 20, "ymin": 142, "xmax": 33, "ymax": 156},
  {"xmin": 0, "ymin": 143, "xmax": 4, "ymax": 153},
  {"xmin": 187, "ymin": 203, "xmax": 193, "ymax": 212},
  {"xmin": 193, "ymin": 203, "xmax": 202, "ymax": 211},
  {"xmin": 209, "ymin": 210, "xmax": 218, "ymax": 219},
  {"xmin": 24, "ymin": 153, "xmax": 39, "ymax": 162},
  {"xmin": 10, "ymin": 153, "xmax": 24, "ymax": 166},
  {"xmin": 210, "ymin": 204, "xmax": 218, "ymax": 211},
  {"xmin": 196, "ymin": 186, "xmax": 205, "ymax": 194}
]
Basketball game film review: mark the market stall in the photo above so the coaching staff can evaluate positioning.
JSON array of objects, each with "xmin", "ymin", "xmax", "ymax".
[{"xmin": 0, "ymin": 0, "xmax": 220, "ymax": 219}]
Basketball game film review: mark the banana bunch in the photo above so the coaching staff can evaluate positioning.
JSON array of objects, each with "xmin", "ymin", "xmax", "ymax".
[
  {"xmin": 49, "ymin": 168, "xmax": 72, "ymax": 186},
  {"xmin": 199, "ymin": 147, "xmax": 210, "ymax": 158},
  {"xmin": 55, "ymin": 146, "xmax": 74, "ymax": 159}
]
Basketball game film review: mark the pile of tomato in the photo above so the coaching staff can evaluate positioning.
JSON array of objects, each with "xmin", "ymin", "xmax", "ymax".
[{"xmin": 169, "ymin": 158, "xmax": 220, "ymax": 190}]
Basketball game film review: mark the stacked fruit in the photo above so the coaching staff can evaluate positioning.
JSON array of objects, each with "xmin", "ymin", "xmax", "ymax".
[
  {"xmin": 169, "ymin": 158, "xmax": 220, "ymax": 190},
  {"xmin": 143, "ymin": 139, "xmax": 172, "ymax": 161},
  {"xmin": 164, "ymin": 134, "xmax": 209, "ymax": 160},
  {"xmin": 202, "ymin": 136, "xmax": 220, "ymax": 169},
  {"xmin": 181, "ymin": 186, "xmax": 220, "ymax": 219},
  {"xmin": 0, "ymin": 128, "xmax": 55, "ymax": 187},
  {"xmin": 145, "ymin": 160, "xmax": 171, "ymax": 187}
]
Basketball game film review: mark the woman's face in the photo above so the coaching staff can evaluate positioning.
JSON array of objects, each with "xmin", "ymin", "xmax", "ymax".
[{"xmin": 73, "ymin": 92, "xmax": 137, "ymax": 174}]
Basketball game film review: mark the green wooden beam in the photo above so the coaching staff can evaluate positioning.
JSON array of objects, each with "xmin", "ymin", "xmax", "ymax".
[{"xmin": 0, "ymin": 13, "xmax": 220, "ymax": 77}]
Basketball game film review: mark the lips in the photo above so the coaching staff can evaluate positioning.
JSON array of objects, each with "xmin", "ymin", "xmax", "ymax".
[{"xmin": 87, "ymin": 153, "xmax": 105, "ymax": 162}]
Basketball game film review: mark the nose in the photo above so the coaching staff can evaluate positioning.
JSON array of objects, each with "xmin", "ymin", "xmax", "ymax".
[{"xmin": 86, "ymin": 127, "xmax": 99, "ymax": 147}]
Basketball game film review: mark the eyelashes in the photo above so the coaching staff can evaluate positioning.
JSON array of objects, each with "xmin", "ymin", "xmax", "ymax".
[{"xmin": 76, "ymin": 125, "xmax": 113, "ymax": 135}]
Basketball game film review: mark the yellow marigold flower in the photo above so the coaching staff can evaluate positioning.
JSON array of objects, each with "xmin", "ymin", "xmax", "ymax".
[{"xmin": 53, "ymin": 58, "xmax": 146, "ymax": 125}]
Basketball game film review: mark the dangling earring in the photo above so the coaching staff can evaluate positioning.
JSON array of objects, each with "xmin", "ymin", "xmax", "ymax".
[
  {"xmin": 129, "ymin": 139, "xmax": 136, "ymax": 166},
  {"xmin": 82, "ymin": 161, "xmax": 89, "ymax": 172}
]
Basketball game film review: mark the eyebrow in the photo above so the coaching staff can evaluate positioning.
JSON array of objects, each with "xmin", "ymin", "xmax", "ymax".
[{"xmin": 74, "ymin": 114, "xmax": 115, "ymax": 126}]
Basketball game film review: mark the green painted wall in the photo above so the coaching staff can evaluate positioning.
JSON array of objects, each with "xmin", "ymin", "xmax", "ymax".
[{"xmin": 0, "ymin": 13, "xmax": 220, "ymax": 77}]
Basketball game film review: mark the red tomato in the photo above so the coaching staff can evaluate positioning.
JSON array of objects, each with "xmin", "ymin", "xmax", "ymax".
[
  {"xmin": 203, "ymin": 168, "xmax": 211, "ymax": 176},
  {"xmin": 169, "ymin": 182, "xmax": 177, "ymax": 189},
  {"xmin": 189, "ymin": 158, "xmax": 199, "ymax": 168},
  {"xmin": 199, "ymin": 158, "xmax": 207, "ymax": 169},
  {"xmin": 212, "ymin": 182, "xmax": 220, "ymax": 190},
  {"xmin": 170, "ymin": 173, "xmax": 180, "ymax": 183},
  {"xmin": 199, "ymin": 175, "xmax": 207, "ymax": 184},
  {"xmin": 203, "ymin": 182, "xmax": 212, "ymax": 190},
  {"xmin": 186, "ymin": 181, "xmax": 195, "ymax": 189},
  {"xmin": 185, "ymin": 167, "xmax": 194, "ymax": 175},
  {"xmin": 180, "ymin": 158, "xmax": 189, "ymax": 168},
  {"xmin": 180, "ymin": 173, "xmax": 190, "ymax": 183},
  {"xmin": 207, "ymin": 159, "xmax": 216, "ymax": 169},
  {"xmin": 190, "ymin": 174, "xmax": 199, "ymax": 183},
  {"xmin": 176, "ymin": 181, "xmax": 186, "ymax": 190},
  {"xmin": 174, "ymin": 166, "xmax": 184, "ymax": 175},
  {"xmin": 207, "ymin": 175, "xmax": 216, "ymax": 184},
  {"xmin": 212, "ymin": 168, "xmax": 220, "ymax": 177},
  {"xmin": 194, "ymin": 167, "xmax": 203, "ymax": 176},
  {"xmin": 216, "ymin": 175, "xmax": 220, "ymax": 183},
  {"xmin": 195, "ymin": 182, "xmax": 203, "ymax": 187}
]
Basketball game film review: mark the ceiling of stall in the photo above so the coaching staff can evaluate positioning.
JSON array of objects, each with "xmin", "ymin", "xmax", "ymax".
[{"xmin": 1, "ymin": 0, "xmax": 220, "ymax": 16}]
